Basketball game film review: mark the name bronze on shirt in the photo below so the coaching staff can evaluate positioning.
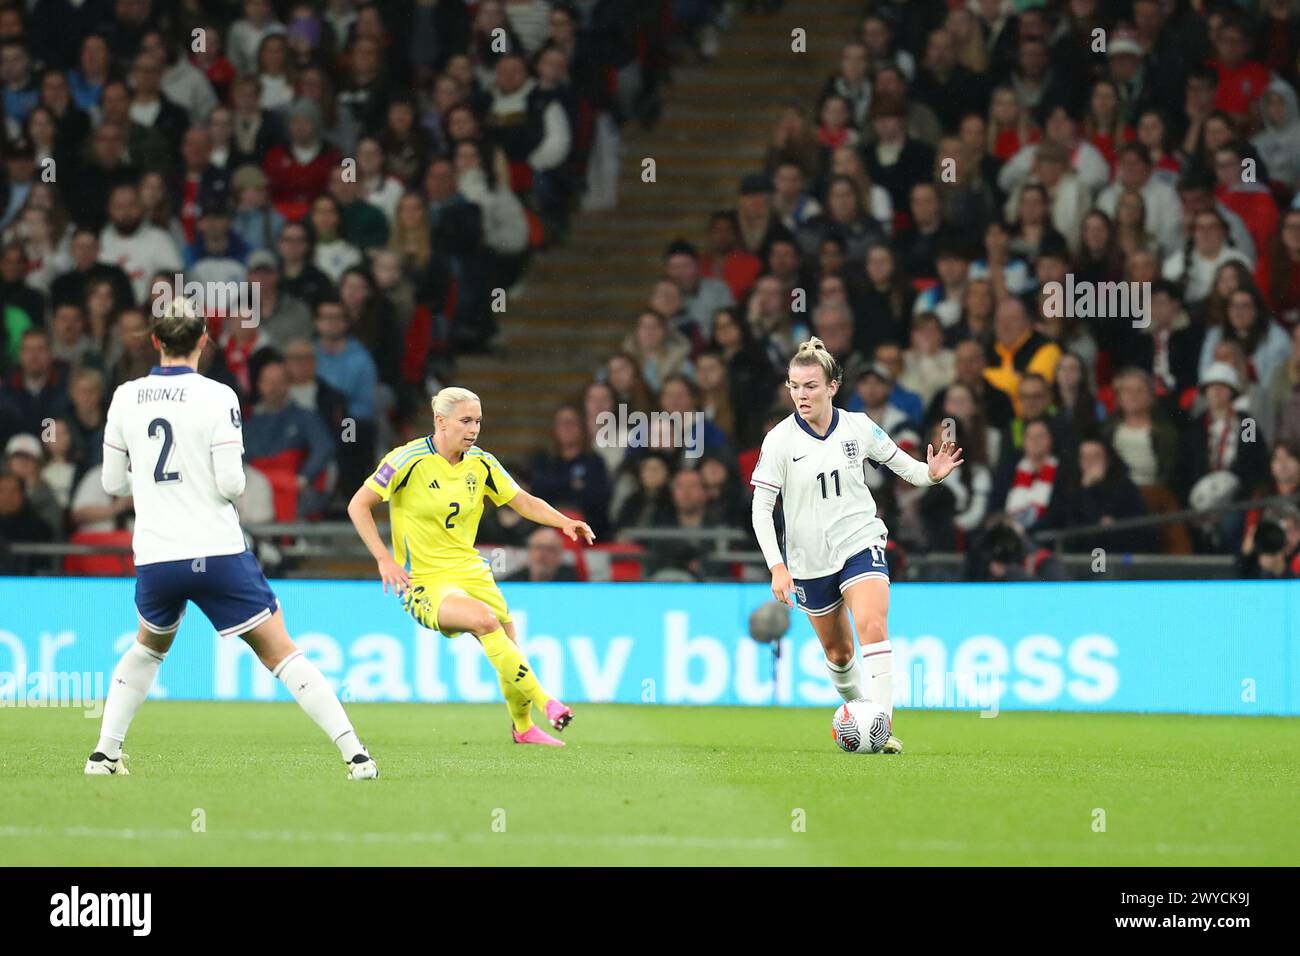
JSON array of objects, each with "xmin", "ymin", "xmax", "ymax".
[{"xmin": 137, "ymin": 387, "xmax": 189, "ymax": 403}]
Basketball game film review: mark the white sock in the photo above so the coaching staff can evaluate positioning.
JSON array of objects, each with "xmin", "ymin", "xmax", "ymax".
[
  {"xmin": 96, "ymin": 641, "xmax": 166, "ymax": 758},
  {"xmin": 825, "ymin": 654, "xmax": 866, "ymax": 703},
  {"xmin": 861, "ymin": 640, "xmax": 893, "ymax": 716},
  {"xmin": 273, "ymin": 651, "xmax": 363, "ymax": 760}
]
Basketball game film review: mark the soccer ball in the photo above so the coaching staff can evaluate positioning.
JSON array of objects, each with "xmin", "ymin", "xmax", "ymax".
[
  {"xmin": 831, "ymin": 699, "xmax": 891, "ymax": 754},
  {"xmin": 747, "ymin": 600, "xmax": 790, "ymax": 644}
]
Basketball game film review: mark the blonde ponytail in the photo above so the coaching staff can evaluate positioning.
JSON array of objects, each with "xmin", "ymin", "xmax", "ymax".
[{"xmin": 789, "ymin": 336, "xmax": 843, "ymax": 385}]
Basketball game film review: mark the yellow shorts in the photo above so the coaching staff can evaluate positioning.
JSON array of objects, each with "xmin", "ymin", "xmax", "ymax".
[{"xmin": 401, "ymin": 562, "xmax": 511, "ymax": 637}]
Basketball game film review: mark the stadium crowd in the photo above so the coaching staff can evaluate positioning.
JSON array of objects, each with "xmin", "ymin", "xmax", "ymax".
[
  {"xmin": 516, "ymin": 0, "xmax": 1300, "ymax": 580},
  {"xmin": 0, "ymin": 0, "xmax": 715, "ymax": 572},
  {"xmin": 3, "ymin": 0, "xmax": 1300, "ymax": 581}
]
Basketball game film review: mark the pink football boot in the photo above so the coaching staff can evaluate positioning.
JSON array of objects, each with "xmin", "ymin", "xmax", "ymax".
[
  {"xmin": 545, "ymin": 699, "xmax": 574, "ymax": 731},
  {"xmin": 512, "ymin": 725, "xmax": 565, "ymax": 747}
]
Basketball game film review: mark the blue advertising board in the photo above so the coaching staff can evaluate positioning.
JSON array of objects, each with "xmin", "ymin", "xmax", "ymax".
[{"xmin": 0, "ymin": 578, "xmax": 1294, "ymax": 714}]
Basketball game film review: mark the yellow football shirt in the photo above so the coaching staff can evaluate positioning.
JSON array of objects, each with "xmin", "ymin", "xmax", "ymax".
[{"xmin": 364, "ymin": 438, "xmax": 519, "ymax": 574}]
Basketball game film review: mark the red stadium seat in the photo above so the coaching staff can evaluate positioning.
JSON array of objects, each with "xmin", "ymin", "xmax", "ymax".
[
  {"xmin": 554, "ymin": 508, "xmax": 591, "ymax": 579},
  {"xmin": 1094, "ymin": 349, "xmax": 1115, "ymax": 388},
  {"xmin": 1097, "ymin": 383, "xmax": 1116, "ymax": 415},
  {"xmin": 272, "ymin": 199, "xmax": 310, "ymax": 222},
  {"xmin": 508, "ymin": 161, "xmax": 534, "ymax": 194},
  {"xmin": 64, "ymin": 531, "xmax": 135, "ymax": 576},
  {"xmin": 737, "ymin": 446, "xmax": 760, "ymax": 488},
  {"xmin": 575, "ymin": 99, "xmax": 596, "ymax": 155},
  {"xmin": 250, "ymin": 449, "xmax": 307, "ymax": 522},
  {"xmin": 526, "ymin": 208, "xmax": 546, "ymax": 249},
  {"xmin": 403, "ymin": 304, "xmax": 433, "ymax": 385},
  {"xmin": 600, "ymin": 543, "xmax": 647, "ymax": 582}
]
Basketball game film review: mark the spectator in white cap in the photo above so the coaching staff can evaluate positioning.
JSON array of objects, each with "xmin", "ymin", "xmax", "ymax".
[
  {"xmin": 1105, "ymin": 28, "xmax": 1149, "ymax": 124},
  {"xmin": 4, "ymin": 432, "xmax": 62, "ymax": 536},
  {"xmin": 1181, "ymin": 360, "xmax": 1269, "ymax": 542}
]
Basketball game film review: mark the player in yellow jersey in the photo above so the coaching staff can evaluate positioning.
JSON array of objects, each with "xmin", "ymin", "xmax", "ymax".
[{"xmin": 347, "ymin": 386, "xmax": 595, "ymax": 746}]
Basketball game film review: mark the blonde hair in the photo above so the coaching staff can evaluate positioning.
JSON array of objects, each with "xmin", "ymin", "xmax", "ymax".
[
  {"xmin": 150, "ymin": 295, "xmax": 207, "ymax": 356},
  {"xmin": 987, "ymin": 85, "xmax": 1031, "ymax": 155},
  {"xmin": 789, "ymin": 336, "xmax": 842, "ymax": 385},
  {"xmin": 71, "ymin": 366, "xmax": 105, "ymax": 393},
  {"xmin": 432, "ymin": 386, "xmax": 481, "ymax": 420},
  {"xmin": 388, "ymin": 192, "xmax": 433, "ymax": 269}
]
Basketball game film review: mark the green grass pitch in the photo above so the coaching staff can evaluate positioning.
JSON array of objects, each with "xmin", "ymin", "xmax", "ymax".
[{"xmin": 2, "ymin": 703, "xmax": 1296, "ymax": 866}]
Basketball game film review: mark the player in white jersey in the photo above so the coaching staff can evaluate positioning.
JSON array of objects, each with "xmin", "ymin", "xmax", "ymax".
[
  {"xmin": 85, "ymin": 300, "xmax": 379, "ymax": 779},
  {"xmin": 751, "ymin": 337, "xmax": 963, "ymax": 752}
]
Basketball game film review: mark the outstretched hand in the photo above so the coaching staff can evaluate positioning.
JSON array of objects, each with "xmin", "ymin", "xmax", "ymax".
[
  {"xmin": 561, "ymin": 518, "xmax": 596, "ymax": 545},
  {"xmin": 927, "ymin": 440, "xmax": 965, "ymax": 482}
]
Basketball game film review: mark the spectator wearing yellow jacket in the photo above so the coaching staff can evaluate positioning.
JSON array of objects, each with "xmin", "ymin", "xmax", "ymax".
[{"xmin": 984, "ymin": 298, "xmax": 1061, "ymax": 415}]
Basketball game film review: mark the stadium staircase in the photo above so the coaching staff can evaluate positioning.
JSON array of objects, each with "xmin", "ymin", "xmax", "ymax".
[{"xmin": 456, "ymin": 0, "xmax": 861, "ymax": 467}]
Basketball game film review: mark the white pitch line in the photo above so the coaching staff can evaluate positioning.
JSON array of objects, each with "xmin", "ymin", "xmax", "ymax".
[
  {"xmin": 0, "ymin": 826, "xmax": 1260, "ymax": 858},
  {"xmin": 0, "ymin": 824, "xmax": 791, "ymax": 852},
  {"xmin": 888, "ymin": 838, "xmax": 1258, "ymax": 858}
]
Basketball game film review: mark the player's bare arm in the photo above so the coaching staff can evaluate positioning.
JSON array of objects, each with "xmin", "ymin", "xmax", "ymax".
[
  {"xmin": 506, "ymin": 489, "xmax": 596, "ymax": 544},
  {"xmin": 347, "ymin": 484, "xmax": 410, "ymax": 595}
]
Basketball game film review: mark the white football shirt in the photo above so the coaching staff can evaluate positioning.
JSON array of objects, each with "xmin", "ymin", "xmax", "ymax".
[
  {"xmin": 751, "ymin": 409, "xmax": 912, "ymax": 578},
  {"xmin": 103, "ymin": 367, "xmax": 247, "ymax": 565}
]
